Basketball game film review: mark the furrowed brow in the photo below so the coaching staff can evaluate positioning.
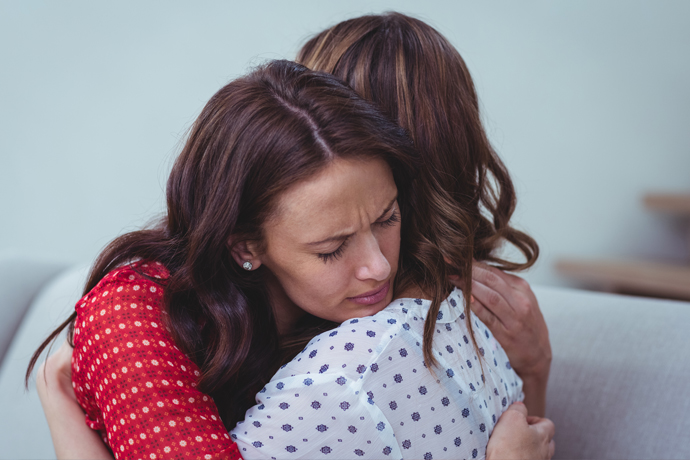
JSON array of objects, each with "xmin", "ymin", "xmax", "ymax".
[
  {"xmin": 376, "ymin": 197, "xmax": 398, "ymax": 221},
  {"xmin": 306, "ymin": 196, "xmax": 398, "ymax": 247}
]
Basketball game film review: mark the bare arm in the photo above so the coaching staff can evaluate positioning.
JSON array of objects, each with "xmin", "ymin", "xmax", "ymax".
[
  {"xmin": 454, "ymin": 262, "xmax": 552, "ymax": 417},
  {"xmin": 36, "ymin": 340, "xmax": 113, "ymax": 460}
]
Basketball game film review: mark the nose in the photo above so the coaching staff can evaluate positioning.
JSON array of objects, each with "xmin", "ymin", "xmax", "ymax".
[{"xmin": 354, "ymin": 232, "xmax": 391, "ymax": 281}]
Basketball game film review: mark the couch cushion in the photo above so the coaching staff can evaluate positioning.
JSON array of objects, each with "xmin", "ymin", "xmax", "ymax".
[
  {"xmin": 0, "ymin": 257, "xmax": 66, "ymax": 365},
  {"xmin": 536, "ymin": 285, "xmax": 690, "ymax": 459},
  {"xmin": 0, "ymin": 265, "xmax": 89, "ymax": 460}
]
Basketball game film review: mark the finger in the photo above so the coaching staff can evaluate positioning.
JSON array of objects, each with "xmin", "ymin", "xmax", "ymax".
[
  {"xmin": 548, "ymin": 439, "xmax": 556, "ymax": 459},
  {"xmin": 473, "ymin": 265, "xmax": 515, "ymax": 304},
  {"xmin": 474, "ymin": 261, "xmax": 529, "ymax": 292},
  {"xmin": 531, "ymin": 417, "xmax": 556, "ymax": 442},
  {"xmin": 476, "ymin": 260, "xmax": 525, "ymax": 289},
  {"xmin": 504, "ymin": 401, "xmax": 528, "ymax": 418},
  {"xmin": 471, "ymin": 280, "xmax": 517, "ymax": 329},
  {"xmin": 468, "ymin": 295, "xmax": 506, "ymax": 332}
]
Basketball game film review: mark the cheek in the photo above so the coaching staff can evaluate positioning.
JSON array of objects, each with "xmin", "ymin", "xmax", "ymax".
[{"xmin": 272, "ymin": 259, "xmax": 353, "ymax": 319}]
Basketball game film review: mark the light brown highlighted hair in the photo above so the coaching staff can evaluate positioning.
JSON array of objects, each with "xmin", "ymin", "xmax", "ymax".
[{"xmin": 298, "ymin": 12, "xmax": 539, "ymax": 273}]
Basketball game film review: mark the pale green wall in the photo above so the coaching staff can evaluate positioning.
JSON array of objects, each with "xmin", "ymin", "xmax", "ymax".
[{"xmin": 1, "ymin": 0, "xmax": 688, "ymax": 286}]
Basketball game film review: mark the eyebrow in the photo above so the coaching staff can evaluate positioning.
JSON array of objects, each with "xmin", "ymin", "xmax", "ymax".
[{"xmin": 306, "ymin": 196, "xmax": 398, "ymax": 247}]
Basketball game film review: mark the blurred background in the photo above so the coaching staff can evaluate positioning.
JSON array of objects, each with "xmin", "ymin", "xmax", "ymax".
[{"xmin": 1, "ymin": 0, "xmax": 689, "ymax": 292}]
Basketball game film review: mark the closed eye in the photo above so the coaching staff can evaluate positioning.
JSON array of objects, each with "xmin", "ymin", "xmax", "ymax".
[
  {"xmin": 317, "ymin": 238, "xmax": 349, "ymax": 263},
  {"xmin": 376, "ymin": 208, "xmax": 400, "ymax": 228}
]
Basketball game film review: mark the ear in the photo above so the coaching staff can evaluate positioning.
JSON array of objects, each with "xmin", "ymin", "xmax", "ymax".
[{"xmin": 229, "ymin": 238, "xmax": 262, "ymax": 271}]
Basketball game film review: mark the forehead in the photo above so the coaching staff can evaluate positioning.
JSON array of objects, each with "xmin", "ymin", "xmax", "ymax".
[{"xmin": 265, "ymin": 157, "xmax": 396, "ymax": 243}]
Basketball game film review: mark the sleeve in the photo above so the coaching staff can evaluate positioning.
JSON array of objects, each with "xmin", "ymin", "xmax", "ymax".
[
  {"xmin": 229, "ymin": 327, "xmax": 402, "ymax": 460},
  {"xmin": 72, "ymin": 267, "xmax": 242, "ymax": 460}
]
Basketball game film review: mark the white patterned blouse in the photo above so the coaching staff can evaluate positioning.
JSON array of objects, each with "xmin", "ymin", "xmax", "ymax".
[{"xmin": 230, "ymin": 288, "xmax": 523, "ymax": 460}]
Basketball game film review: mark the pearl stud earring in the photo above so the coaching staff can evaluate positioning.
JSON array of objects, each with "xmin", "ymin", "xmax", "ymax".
[{"xmin": 242, "ymin": 261, "xmax": 253, "ymax": 271}]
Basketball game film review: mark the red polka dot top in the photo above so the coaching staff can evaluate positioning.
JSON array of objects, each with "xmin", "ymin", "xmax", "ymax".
[{"xmin": 71, "ymin": 261, "xmax": 242, "ymax": 460}]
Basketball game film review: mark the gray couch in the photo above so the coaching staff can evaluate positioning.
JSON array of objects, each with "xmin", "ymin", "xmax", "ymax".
[{"xmin": 1, "ymin": 257, "xmax": 689, "ymax": 459}]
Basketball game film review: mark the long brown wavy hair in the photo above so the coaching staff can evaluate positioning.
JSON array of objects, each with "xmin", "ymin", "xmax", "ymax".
[
  {"xmin": 28, "ymin": 59, "xmax": 471, "ymax": 428},
  {"xmin": 297, "ymin": 12, "xmax": 539, "ymax": 272}
]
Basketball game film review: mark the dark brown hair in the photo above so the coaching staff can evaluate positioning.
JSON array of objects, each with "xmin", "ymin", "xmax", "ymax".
[
  {"xmin": 298, "ymin": 12, "xmax": 539, "ymax": 272},
  {"xmin": 27, "ymin": 59, "xmax": 467, "ymax": 428}
]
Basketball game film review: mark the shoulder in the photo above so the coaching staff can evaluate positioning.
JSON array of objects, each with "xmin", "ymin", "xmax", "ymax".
[
  {"xmin": 77, "ymin": 261, "xmax": 168, "ymax": 309},
  {"xmin": 74, "ymin": 261, "xmax": 168, "ymax": 329},
  {"xmin": 274, "ymin": 308, "xmax": 406, "ymax": 383}
]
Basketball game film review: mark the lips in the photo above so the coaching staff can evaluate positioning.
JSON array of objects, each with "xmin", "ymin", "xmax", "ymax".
[{"xmin": 347, "ymin": 280, "xmax": 390, "ymax": 305}]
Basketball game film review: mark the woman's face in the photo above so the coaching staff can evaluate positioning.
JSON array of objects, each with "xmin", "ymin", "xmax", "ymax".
[{"xmin": 258, "ymin": 156, "xmax": 400, "ymax": 324}]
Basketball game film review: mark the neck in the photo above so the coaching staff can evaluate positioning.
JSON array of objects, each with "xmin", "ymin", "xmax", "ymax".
[
  {"xmin": 263, "ymin": 271, "xmax": 305, "ymax": 335},
  {"xmin": 394, "ymin": 282, "xmax": 429, "ymax": 300}
]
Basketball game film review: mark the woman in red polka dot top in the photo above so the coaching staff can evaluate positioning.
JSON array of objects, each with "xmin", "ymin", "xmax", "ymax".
[{"xmin": 69, "ymin": 261, "xmax": 241, "ymax": 459}]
